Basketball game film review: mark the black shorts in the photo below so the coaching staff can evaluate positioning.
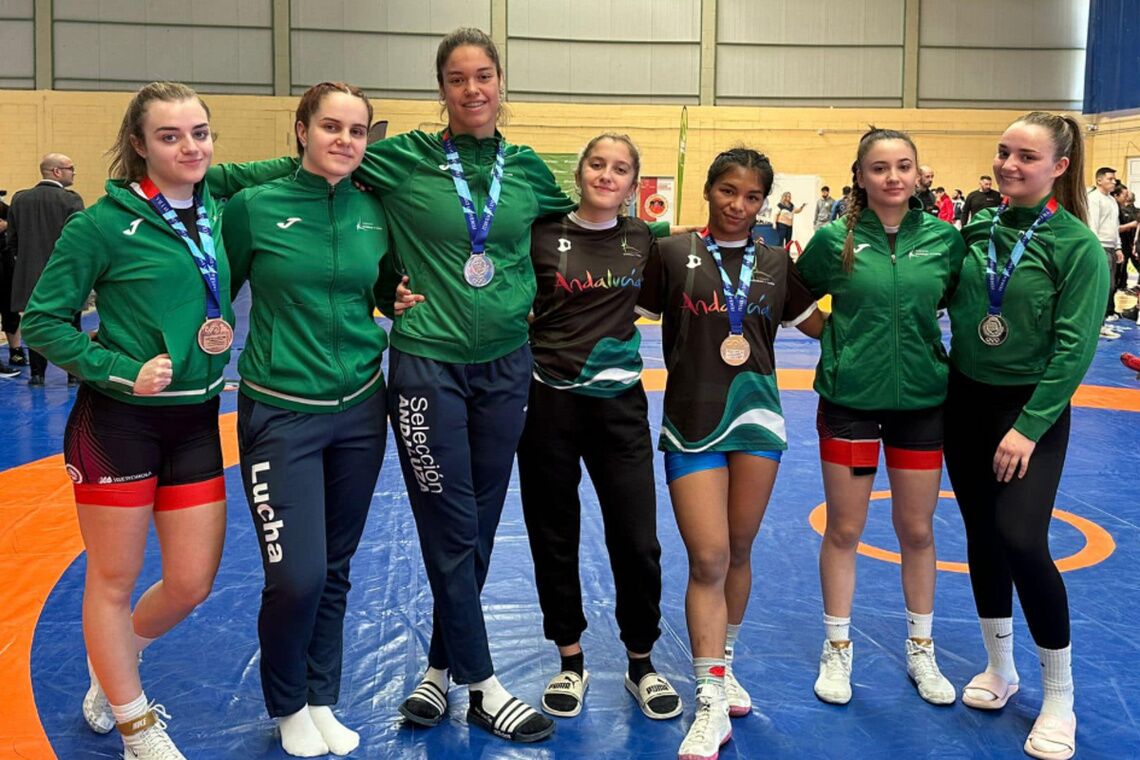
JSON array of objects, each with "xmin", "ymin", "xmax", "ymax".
[
  {"xmin": 63, "ymin": 385, "xmax": 224, "ymax": 509},
  {"xmin": 816, "ymin": 398, "xmax": 943, "ymax": 475}
]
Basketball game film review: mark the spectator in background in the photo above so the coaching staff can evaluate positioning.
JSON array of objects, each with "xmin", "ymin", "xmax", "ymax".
[
  {"xmin": 814, "ymin": 186, "xmax": 835, "ymax": 230},
  {"xmin": 963, "ymin": 175, "xmax": 1003, "ymax": 225},
  {"xmin": 8, "ymin": 153, "xmax": 85, "ymax": 385},
  {"xmin": 773, "ymin": 191, "xmax": 805, "ymax": 247},
  {"xmin": 1087, "ymin": 166, "xmax": 1123, "ymax": 336},
  {"xmin": 935, "ymin": 187, "xmax": 955, "ymax": 223},
  {"xmin": 831, "ymin": 185, "xmax": 852, "ymax": 220},
  {"xmin": 1113, "ymin": 186, "xmax": 1137, "ymax": 293},
  {"xmin": 951, "ymin": 189, "xmax": 966, "ymax": 227},
  {"xmin": 915, "ymin": 165, "xmax": 936, "ymax": 214}
]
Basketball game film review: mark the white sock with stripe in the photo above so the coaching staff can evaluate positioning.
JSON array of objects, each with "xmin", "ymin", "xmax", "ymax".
[
  {"xmin": 823, "ymin": 613, "xmax": 851, "ymax": 643},
  {"xmin": 725, "ymin": 623, "xmax": 741, "ymax": 671},
  {"xmin": 110, "ymin": 691, "xmax": 148, "ymax": 726}
]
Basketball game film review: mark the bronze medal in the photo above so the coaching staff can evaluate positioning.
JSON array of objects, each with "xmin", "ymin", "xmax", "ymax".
[
  {"xmin": 197, "ymin": 318, "xmax": 234, "ymax": 355},
  {"xmin": 720, "ymin": 333, "xmax": 751, "ymax": 366}
]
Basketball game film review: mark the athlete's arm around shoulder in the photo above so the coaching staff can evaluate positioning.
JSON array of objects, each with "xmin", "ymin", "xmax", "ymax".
[
  {"xmin": 22, "ymin": 207, "xmax": 145, "ymax": 384},
  {"xmin": 354, "ymin": 131, "xmax": 437, "ymax": 199},
  {"xmin": 220, "ymin": 187, "xmax": 258, "ymax": 298},
  {"xmin": 511, "ymin": 143, "xmax": 576, "ymax": 217},
  {"xmin": 795, "ymin": 218, "xmax": 844, "ymax": 299},
  {"xmin": 205, "ymin": 156, "xmax": 298, "ymax": 199}
]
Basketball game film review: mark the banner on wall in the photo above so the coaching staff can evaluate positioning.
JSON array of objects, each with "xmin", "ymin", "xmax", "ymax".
[{"xmin": 637, "ymin": 177, "xmax": 675, "ymax": 224}]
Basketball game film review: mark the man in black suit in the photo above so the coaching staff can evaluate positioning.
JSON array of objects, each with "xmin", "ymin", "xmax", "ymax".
[{"xmin": 8, "ymin": 153, "xmax": 85, "ymax": 385}]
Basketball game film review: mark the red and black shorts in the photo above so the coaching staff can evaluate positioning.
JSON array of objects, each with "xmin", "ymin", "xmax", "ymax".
[
  {"xmin": 816, "ymin": 398, "xmax": 943, "ymax": 475},
  {"xmin": 63, "ymin": 385, "xmax": 225, "ymax": 510}
]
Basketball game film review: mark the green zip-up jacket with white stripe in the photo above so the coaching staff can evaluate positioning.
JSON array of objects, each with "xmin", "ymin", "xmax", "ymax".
[
  {"xmin": 796, "ymin": 198, "xmax": 966, "ymax": 411},
  {"xmin": 948, "ymin": 197, "xmax": 1108, "ymax": 441},
  {"xmin": 207, "ymin": 129, "xmax": 577, "ymax": 364},
  {"xmin": 22, "ymin": 180, "xmax": 234, "ymax": 405},
  {"xmin": 222, "ymin": 167, "xmax": 389, "ymax": 413}
]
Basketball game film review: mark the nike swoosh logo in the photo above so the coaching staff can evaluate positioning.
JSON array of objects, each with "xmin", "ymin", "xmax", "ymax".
[
  {"xmin": 996, "ymin": 632, "xmax": 1012, "ymax": 639},
  {"xmin": 853, "ymin": 243, "xmax": 871, "ymax": 253},
  {"xmin": 123, "ymin": 219, "xmax": 142, "ymax": 236},
  {"xmin": 276, "ymin": 217, "xmax": 302, "ymax": 229}
]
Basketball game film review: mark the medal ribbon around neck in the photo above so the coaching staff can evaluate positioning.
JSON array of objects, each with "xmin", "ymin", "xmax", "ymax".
[
  {"xmin": 984, "ymin": 196, "xmax": 1058, "ymax": 316},
  {"xmin": 442, "ymin": 129, "xmax": 506, "ymax": 260},
  {"xmin": 698, "ymin": 227, "xmax": 756, "ymax": 336},
  {"xmin": 139, "ymin": 177, "xmax": 222, "ymax": 320}
]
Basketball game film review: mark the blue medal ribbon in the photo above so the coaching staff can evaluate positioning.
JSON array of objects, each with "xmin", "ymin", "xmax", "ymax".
[
  {"xmin": 698, "ymin": 227, "xmax": 756, "ymax": 336},
  {"xmin": 442, "ymin": 129, "xmax": 506, "ymax": 258},
  {"xmin": 139, "ymin": 177, "xmax": 222, "ymax": 319},
  {"xmin": 985, "ymin": 196, "xmax": 1058, "ymax": 316}
]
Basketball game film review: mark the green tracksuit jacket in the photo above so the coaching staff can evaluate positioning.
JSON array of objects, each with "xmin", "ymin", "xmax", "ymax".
[
  {"xmin": 222, "ymin": 167, "xmax": 389, "ymax": 413},
  {"xmin": 22, "ymin": 180, "xmax": 234, "ymax": 405},
  {"xmin": 796, "ymin": 199, "xmax": 966, "ymax": 410},
  {"xmin": 948, "ymin": 197, "xmax": 1108, "ymax": 441},
  {"xmin": 207, "ymin": 129, "xmax": 576, "ymax": 364}
]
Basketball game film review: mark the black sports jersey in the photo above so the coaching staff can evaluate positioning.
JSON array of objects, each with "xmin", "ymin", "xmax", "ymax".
[
  {"xmin": 638, "ymin": 233, "xmax": 816, "ymax": 452},
  {"xmin": 529, "ymin": 213, "xmax": 657, "ymax": 397}
]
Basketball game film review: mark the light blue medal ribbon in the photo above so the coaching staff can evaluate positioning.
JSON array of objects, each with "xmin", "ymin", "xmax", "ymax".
[
  {"xmin": 698, "ymin": 227, "xmax": 756, "ymax": 364},
  {"xmin": 442, "ymin": 130, "xmax": 506, "ymax": 287},
  {"xmin": 139, "ymin": 177, "xmax": 232, "ymax": 354},
  {"xmin": 979, "ymin": 196, "xmax": 1058, "ymax": 346}
]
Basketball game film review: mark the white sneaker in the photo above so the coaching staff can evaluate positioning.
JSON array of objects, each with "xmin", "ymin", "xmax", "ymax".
[
  {"xmin": 905, "ymin": 639, "xmax": 956, "ymax": 705},
  {"xmin": 813, "ymin": 641, "xmax": 853, "ymax": 705},
  {"xmin": 83, "ymin": 680, "xmax": 115, "ymax": 734},
  {"xmin": 1105, "ymin": 314, "xmax": 1121, "ymax": 322},
  {"xmin": 120, "ymin": 705, "xmax": 186, "ymax": 760},
  {"xmin": 723, "ymin": 670, "xmax": 751, "ymax": 717},
  {"xmin": 1100, "ymin": 326, "xmax": 1122, "ymax": 339},
  {"xmin": 677, "ymin": 690, "xmax": 731, "ymax": 760}
]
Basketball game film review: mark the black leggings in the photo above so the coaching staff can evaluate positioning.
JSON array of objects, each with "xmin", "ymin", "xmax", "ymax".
[
  {"xmin": 943, "ymin": 369, "xmax": 1070, "ymax": 649},
  {"xmin": 517, "ymin": 380, "xmax": 662, "ymax": 654}
]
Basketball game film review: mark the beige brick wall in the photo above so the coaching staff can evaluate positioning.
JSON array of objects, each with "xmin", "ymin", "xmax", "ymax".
[{"xmin": 1, "ymin": 89, "xmax": 1133, "ymax": 224}]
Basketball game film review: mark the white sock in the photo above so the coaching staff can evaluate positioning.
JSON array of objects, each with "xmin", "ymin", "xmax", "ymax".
[
  {"xmin": 423, "ymin": 666, "xmax": 449, "ymax": 693},
  {"xmin": 308, "ymin": 705, "xmax": 360, "ymax": 756},
  {"xmin": 979, "ymin": 617, "xmax": 1019, "ymax": 683},
  {"xmin": 692, "ymin": 657, "xmax": 726, "ymax": 700},
  {"xmin": 906, "ymin": 609, "xmax": 933, "ymax": 641},
  {"xmin": 823, "ymin": 613, "xmax": 851, "ymax": 643},
  {"xmin": 469, "ymin": 674, "xmax": 510, "ymax": 714},
  {"xmin": 278, "ymin": 705, "xmax": 329, "ymax": 758},
  {"xmin": 725, "ymin": 623, "xmax": 741, "ymax": 670},
  {"xmin": 110, "ymin": 691, "xmax": 148, "ymax": 726},
  {"xmin": 1038, "ymin": 645, "xmax": 1074, "ymax": 720}
]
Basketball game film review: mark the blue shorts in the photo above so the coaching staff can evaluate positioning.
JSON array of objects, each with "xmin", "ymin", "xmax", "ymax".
[{"xmin": 663, "ymin": 450, "xmax": 782, "ymax": 484}]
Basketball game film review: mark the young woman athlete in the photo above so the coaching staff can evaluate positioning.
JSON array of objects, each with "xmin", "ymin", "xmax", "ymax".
[
  {"xmin": 221, "ymin": 82, "xmax": 388, "ymax": 758},
  {"xmin": 945, "ymin": 111, "xmax": 1106, "ymax": 760},
  {"xmin": 795, "ymin": 128, "xmax": 965, "ymax": 708},
  {"xmin": 638, "ymin": 148, "xmax": 824, "ymax": 760},
  {"xmin": 516, "ymin": 133, "xmax": 681, "ymax": 721},
  {"xmin": 23, "ymin": 82, "xmax": 232, "ymax": 760}
]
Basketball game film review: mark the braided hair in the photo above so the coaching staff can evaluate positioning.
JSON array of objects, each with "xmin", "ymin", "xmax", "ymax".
[{"xmin": 840, "ymin": 127, "xmax": 918, "ymax": 273}]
